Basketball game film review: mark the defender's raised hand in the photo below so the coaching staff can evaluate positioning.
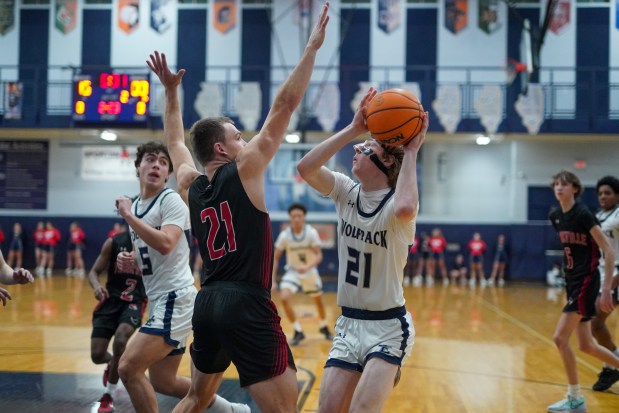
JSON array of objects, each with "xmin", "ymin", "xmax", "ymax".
[
  {"xmin": 306, "ymin": 2, "xmax": 330, "ymax": 52},
  {"xmin": 147, "ymin": 51, "xmax": 185, "ymax": 89}
]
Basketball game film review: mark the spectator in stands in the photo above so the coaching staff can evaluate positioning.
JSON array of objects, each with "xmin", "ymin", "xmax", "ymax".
[
  {"xmin": 38, "ymin": 221, "xmax": 61, "ymax": 278},
  {"xmin": 427, "ymin": 227, "xmax": 448, "ymax": 286},
  {"xmin": 467, "ymin": 232, "xmax": 487, "ymax": 287},
  {"xmin": 66, "ymin": 221, "xmax": 86, "ymax": 277},
  {"xmin": 412, "ymin": 232, "xmax": 430, "ymax": 287},
  {"xmin": 403, "ymin": 235, "xmax": 420, "ymax": 287},
  {"xmin": 33, "ymin": 221, "xmax": 45, "ymax": 274},
  {"xmin": 6, "ymin": 222, "xmax": 24, "ymax": 271},
  {"xmin": 488, "ymin": 234, "xmax": 508, "ymax": 287},
  {"xmin": 450, "ymin": 253, "xmax": 467, "ymax": 285}
]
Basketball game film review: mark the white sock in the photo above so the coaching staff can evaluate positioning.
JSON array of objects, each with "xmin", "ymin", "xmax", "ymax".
[
  {"xmin": 106, "ymin": 382, "xmax": 117, "ymax": 395},
  {"xmin": 567, "ymin": 384, "xmax": 581, "ymax": 398},
  {"xmin": 206, "ymin": 395, "xmax": 241, "ymax": 413},
  {"xmin": 319, "ymin": 320, "xmax": 328, "ymax": 328},
  {"xmin": 293, "ymin": 322, "xmax": 302, "ymax": 332}
]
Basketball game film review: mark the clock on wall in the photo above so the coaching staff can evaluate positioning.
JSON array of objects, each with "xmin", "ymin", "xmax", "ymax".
[{"xmin": 72, "ymin": 72, "xmax": 150, "ymax": 123}]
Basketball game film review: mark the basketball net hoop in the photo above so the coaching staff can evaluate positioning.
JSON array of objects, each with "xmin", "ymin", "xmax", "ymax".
[{"xmin": 505, "ymin": 58, "xmax": 527, "ymax": 86}]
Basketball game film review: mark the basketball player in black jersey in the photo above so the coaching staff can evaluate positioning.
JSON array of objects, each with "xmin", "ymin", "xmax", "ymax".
[
  {"xmin": 547, "ymin": 170, "xmax": 619, "ymax": 413},
  {"xmin": 88, "ymin": 227, "xmax": 147, "ymax": 413},
  {"xmin": 146, "ymin": 3, "xmax": 330, "ymax": 412}
]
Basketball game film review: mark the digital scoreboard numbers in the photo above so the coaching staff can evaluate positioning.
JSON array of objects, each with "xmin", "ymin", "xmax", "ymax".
[{"xmin": 72, "ymin": 73, "xmax": 150, "ymax": 123}]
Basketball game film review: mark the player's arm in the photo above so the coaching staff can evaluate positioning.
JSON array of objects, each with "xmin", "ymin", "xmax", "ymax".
[
  {"xmin": 0, "ymin": 250, "xmax": 33, "ymax": 286},
  {"xmin": 272, "ymin": 248, "xmax": 284, "ymax": 289},
  {"xmin": 393, "ymin": 112, "xmax": 428, "ymax": 222},
  {"xmin": 88, "ymin": 238, "xmax": 113, "ymax": 300},
  {"xmin": 238, "ymin": 3, "xmax": 329, "ymax": 182},
  {"xmin": 592, "ymin": 225, "xmax": 616, "ymax": 313},
  {"xmin": 147, "ymin": 51, "xmax": 200, "ymax": 202},
  {"xmin": 297, "ymin": 87, "xmax": 376, "ymax": 195},
  {"xmin": 116, "ymin": 197, "xmax": 184, "ymax": 255}
]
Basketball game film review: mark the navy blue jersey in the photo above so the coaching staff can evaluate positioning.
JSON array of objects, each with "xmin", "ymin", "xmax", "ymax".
[
  {"xmin": 549, "ymin": 203, "xmax": 600, "ymax": 280},
  {"xmin": 106, "ymin": 231, "xmax": 146, "ymax": 302},
  {"xmin": 189, "ymin": 162, "xmax": 273, "ymax": 289}
]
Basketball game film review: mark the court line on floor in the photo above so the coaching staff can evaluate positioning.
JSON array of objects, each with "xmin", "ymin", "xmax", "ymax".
[{"xmin": 478, "ymin": 294, "xmax": 599, "ymax": 373}]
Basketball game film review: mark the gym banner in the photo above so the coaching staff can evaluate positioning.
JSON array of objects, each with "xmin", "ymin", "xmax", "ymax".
[
  {"xmin": 0, "ymin": 0, "xmax": 15, "ymax": 36},
  {"xmin": 478, "ymin": 0, "xmax": 501, "ymax": 35},
  {"xmin": 378, "ymin": 0, "xmax": 401, "ymax": 34},
  {"xmin": 118, "ymin": 0, "xmax": 140, "ymax": 34},
  {"xmin": 550, "ymin": 0, "xmax": 570, "ymax": 35},
  {"xmin": 54, "ymin": 0, "xmax": 77, "ymax": 34},
  {"xmin": 150, "ymin": 0, "xmax": 172, "ymax": 34},
  {"xmin": 213, "ymin": 0, "xmax": 236, "ymax": 34},
  {"xmin": 445, "ymin": 0, "xmax": 468, "ymax": 35},
  {"xmin": 81, "ymin": 146, "xmax": 138, "ymax": 181}
]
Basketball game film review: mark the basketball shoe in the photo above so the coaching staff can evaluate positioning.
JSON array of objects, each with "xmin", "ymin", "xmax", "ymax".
[
  {"xmin": 98, "ymin": 393, "xmax": 114, "ymax": 413},
  {"xmin": 319, "ymin": 326, "xmax": 334, "ymax": 340},
  {"xmin": 547, "ymin": 394, "xmax": 586, "ymax": 412},
  {"xmin": 592, "ymin": 367, "xmax": 619, "ymax": 391},
  {"xmin": 289, "ymin": 330, "xmax": 305, "ymax": 346}
]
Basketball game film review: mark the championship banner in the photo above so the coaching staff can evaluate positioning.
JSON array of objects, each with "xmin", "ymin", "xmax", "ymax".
[
  {"xmin": 550, "ymin": 0, "xmax": 570, "ymax": 35},
  {"xmin": 213, "ymin": 0, "xmax": 236, "ymax": 34},
  {"xmin": 515, "ymin": 83, "xmax": 544, "ymax": 135},
  {"xmin": 4, "ymin": 81, "xmax": 22, "ymax": 120},
  {"xmin": 81, "ymin": 146, "xmax": 138, "ymax": 181},
  {"xmin": 445, "ymin": 0, "xmax": 468, "ymax": 35},
  {"xmin": 118, "ymin": 0, "xmax": 140, "ymax": 34},
  {"xmin": 478, "ymin": 0, "xmax": 501, "ymax": 35},
  {"xmin": 0, "ymin": 0, "xmax": 15, "ymax": 36},
  {"xmin": 150, "ymin": 0, "xmax": 172, "ymax": 34},
  {"xmin": 54, "ymin": 0, "xmax": 77, "ymax": 34},
  {"xmin": 378, "ymin": 0, "xmax": 401, "ymax": 34}
]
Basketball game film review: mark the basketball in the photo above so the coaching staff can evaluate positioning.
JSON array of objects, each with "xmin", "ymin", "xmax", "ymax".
[{"xmin": 365, "ymin": 89, "xmax": 425, "ymax": 147}]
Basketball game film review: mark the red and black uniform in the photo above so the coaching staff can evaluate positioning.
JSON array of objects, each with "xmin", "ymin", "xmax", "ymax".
[
  {"xmin": 69, "ymin": 227, "xmax": 86, "ymax": 251},
  {"xmin": 429, "ymin": 235, "xmax": 447, "ymax": 260},
  {"xmin": 408, "ymin": 236, "xmax": 420, "ymax": 260},
  {"xmin": 188, "ymin": 162, "xmax": 294, "ymax": 387},
  {"xmin": 34, "ymin": 227, "xmax": 45, "ymax": 249},
  {"xmin": 92, "ymin": 231, "xmax": 147, "ymax": 339},
  {"xmin": 468, "ymin": 239, "xmax": 487, "ymax": 264},
  {"xmin": 549, "ymin": 203, "xmax": 601, "ymax": 320},
  {"xmin": 43, "ymin": 227, "xmax": 61, "ymax": 253}
]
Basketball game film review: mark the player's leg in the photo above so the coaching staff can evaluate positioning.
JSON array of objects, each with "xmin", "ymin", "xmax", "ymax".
[
  {"xmin": 576, "ymin": 320, "xmax": 619, "ymax": 368},
  {"xmin": 312, "ymin": 294, "xmax": 334, "ymax": 340},
  {"xmin": 438, "ymin": 258, "xmax": 448, "ymax": 285},
  {"xmin": 75, "ymin": 246, "xmax": 85, "ymax": 276},
  {"xmin": 247, "ymin": 367, "xmax": 299, "ymax": 413},
  {"xmin": 349, "ymin": 359, "xmax": 401, "ymax": 413},
  {"xmin": 66, "ymin": 248, "xmax": 74, "ymax": 275},
  {"xmin": 591, "ymin": 294, "xmax": 619, "ymax": 391},
  {"xmin": 118, "ymin": 331, "xmax": 174, "ymax": 413},
  {"xmin": 171, "ymin": 361, "xmax": 225, "ymax": 413},
  {"xmin": 317, "ymin": 366, "xmax": 360, "ymax": 413},
  {"xmin": 280, "ymin": 275, "xmax": 304, "ymax": 345},
  {"xmin": 426, "ymin": 257, "xmax": 435, "ymax": 286},
  {"xmin": 149, "ymin": 353, "xmax": 190, "ymax": 398}
]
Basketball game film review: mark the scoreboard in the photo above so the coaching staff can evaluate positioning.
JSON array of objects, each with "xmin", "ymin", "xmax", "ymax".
[{"xmin": 72, "ymin": 73, "xmax": 150, "ymax": 123}]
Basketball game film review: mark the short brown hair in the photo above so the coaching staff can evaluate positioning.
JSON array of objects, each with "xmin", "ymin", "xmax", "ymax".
[
  {"xmin": 189, "ymin": 117, "xmax": 234, "ymax": 165},
  {"xmin": 378, "ymin": 142, "xmax": 405, "ymax": 189},
  {"xmin": 551, "ymin": 170, "xmax": 582, "ymax": 198},
  {"xmin": 135, "ymin": 141, "xmax": 173, "ymax": 173}
]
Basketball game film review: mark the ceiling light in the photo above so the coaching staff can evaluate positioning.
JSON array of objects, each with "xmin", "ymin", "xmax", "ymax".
[
  {"xmin": 475, "ymin": 135, "xmax": 491, "ymax": 145},
  {"xmin": 285, "ymin": 133, "xmax": 300, "ymax": 143},
  {"xmin": 100, "ymin": 130, "xmax": 117, "ymax": 141}
]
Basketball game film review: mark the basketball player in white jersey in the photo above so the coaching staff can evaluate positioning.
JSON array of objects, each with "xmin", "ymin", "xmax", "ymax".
[
  {"xmin": 297, "ymin": 87, "xmax": 429, "ymax": 413},
  {"xmin": 272, "ymin": 202, "xmax": 334, "ymax": 346},
  {"xmin": 115, "ymin": 142, "xmax": 249, "ymax": 413},
  {"xmin": 591, "ymin": 175, "xmax": 619, "ymax": 391}
]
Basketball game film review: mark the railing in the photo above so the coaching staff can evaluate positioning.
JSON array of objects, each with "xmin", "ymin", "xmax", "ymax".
[{"xmin": 0, "ymin": 64, "xmax": 617, "ymax": 133}]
